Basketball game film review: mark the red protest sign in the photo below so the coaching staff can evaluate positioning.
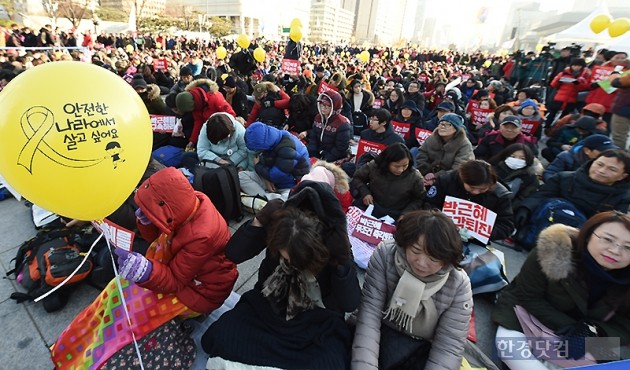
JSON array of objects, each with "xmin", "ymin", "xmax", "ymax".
[
  {"xmin": 91, "ymin": 219, "xmax": 135, "ymax": 251},
  {"xmin": 150, "ymin": 115, "xmax": 177, "ymax": 133},
  {"xmin": 351, "ymin": 213, "xmax": 396, "ymax": 246},
  {"xmin": 520, "ymin": 119, "xmax": 541, "ymax": 136},
  {"xmin": 318, "ymin": 80, "xmax": 339, "ymax": 94},
  {"xmin": 391, "ymin": 120, "xmax": 411, "ymax": 139},
  {"xmin": 467, "ymin": 99, "xmax": 480, "ymax": 114},
  {"xmin": 372, "ymin": 98, "xmax": 384, "ymax": 109},
  {"xmin": 356, "ymin": 139, "xmax": 387, "ymax": 162},
  {"xmin": 281, "ymin": 59, "xmax": 301, "ymax": 76},
  {"xmin": 442, "ymin": 196, "xmax": 496, "ymax": 244},
  {"xmin": 590, "ymin": 65, "xmax": 615, "ymax": 84},
  {"xmin": 470, "ymin": 106, "xmax": 494, "ymax": 127},
  {"xmin": 152, "ymin": 58, "xmax": 168, "ymax": 71},
  {"xmin": 414, "ymin": 128, "xmax": 433, "ymax": 146}
]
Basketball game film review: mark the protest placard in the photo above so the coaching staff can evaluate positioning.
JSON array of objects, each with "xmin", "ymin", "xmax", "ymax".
[
  {"xmin": 391, "ymin": 120, "xmax": 411, "ymax": 139},
  {"xmin": 521, "ymin": 119, "xmax": 541, "ymax": 136},
  {"xmin": 318, "ymin": 80, "xmax": 339, "ymax": 94},
  {"xmin": 372, "ymin": 98, "xmax": 384, "ymax": 109},
  {"xmin": 355, "ymin": 139, "xmax": 386, "ymax": 162},
  {"xmin": 470, "ymin": 106, "xmax": 494, "ymax": 127},
  {"xmin": 150, "ymin": 115, "xmax": 177, "ymax": 133},
  {"xmin": 442, "ymin": 196, "xmax": 496, "ymax": 244},
  {"xmin": 281, "ymin": 59, "xmax": 301, "ymax": 75},
  {"xmin": 91, "ymin": 219, "xmax": 135, "ymax": 251},
  {"xmin": 351, "ymin": 211, "xmax": 396, "ymax": 246},
  {"xmin": 590, "ymin": 65, "xmax": 615, "ymax": 83},
  {"xmin": 152, "ymin": 58, "xmax": 168, "ymax": 71},
  {"xmin": 414, "ymin": 128, "xmax": 433, "ymax": 146}
]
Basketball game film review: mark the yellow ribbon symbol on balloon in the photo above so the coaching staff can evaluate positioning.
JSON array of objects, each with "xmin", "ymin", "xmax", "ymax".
[{"xmin": 17, "ymin": 106, "xmax": 103, "ymax": 174}]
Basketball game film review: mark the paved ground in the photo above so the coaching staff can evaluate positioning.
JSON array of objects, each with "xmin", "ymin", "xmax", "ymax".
[{"xmin": 0, "ymin": 196, "xmax": 527, "ymax": 369}]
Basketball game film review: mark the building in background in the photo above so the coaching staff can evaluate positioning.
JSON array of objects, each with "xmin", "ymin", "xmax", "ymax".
[
  {"xmin": 354, "ymin": 0, "xmax": 407, "ymax": 44},
  {"xmin": 309, "ymin": 0, "xmax": 354, "ymax": 43}
]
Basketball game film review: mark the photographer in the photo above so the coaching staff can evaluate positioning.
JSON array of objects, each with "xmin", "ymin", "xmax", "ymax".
[{"xmin": 549, "ymin": 46, "xmax": 573, "ymax": 82}]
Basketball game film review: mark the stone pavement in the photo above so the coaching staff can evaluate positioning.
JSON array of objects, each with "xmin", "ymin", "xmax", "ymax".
[{"xmin": 0, "ymin": 196, "xmax": 527, "ymax": 369}]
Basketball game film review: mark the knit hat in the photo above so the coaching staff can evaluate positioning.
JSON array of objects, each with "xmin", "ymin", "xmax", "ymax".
[
  {"xmin": 439, "ymin": 113, "xmax": 464, "ymax": 130},
  {"xmin": 180, "ymin": 66, "xmax": 193, "ymax": 77},
  {"xmin": 224, "ymin": 76, "xmax": 236, "ymax": 88},
  {"xmin": 175, "ymin": 91, "xmax": 195, "ymax": 113},
  {"xmin": 131, "ymin": 74, "xmax": 147, "ymax": 90},
  {"xmin": 501, "ymin": 115, "xmax": 522, "ymax": 128},
  {"xmin": 400, "ymin": 100, "xmax": 420, "ymax": 113},
  {"xmin": 436, "ymin": 101, "xmax": 455, "ymax": 112},
  {"xmin": 519, "ymin": 99, "xmax": 538, "ymax": 112},
  {"xmin": 302, "ymin": 166, "xmax": 336, "ymax": 190},
  {"xmin": 581, "ymin": 134, "xmax": 618, "ymax": 151}
]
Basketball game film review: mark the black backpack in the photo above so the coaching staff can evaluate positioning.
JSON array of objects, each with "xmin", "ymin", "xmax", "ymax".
[{"xmin": 192, "ymin": 161, "xmax": 244, "ymax": 223}]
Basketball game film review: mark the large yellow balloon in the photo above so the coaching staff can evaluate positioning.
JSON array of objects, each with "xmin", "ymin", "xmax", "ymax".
[
  {"xmin": 253, "ymin": 47, "xmax": 266, "ymax": 62},
  {"xmin": 236, "ymin": 34, "xmax": 250, "ymax": 49},
  {"xmin": 216, "ymin": 46, "xmax": 227, "ymax": 59},
  {"xmin": 608, "ymin": 18, "xmax": 630, "ymax": 38},
  {"xmin": 359, "ymin": 50, "xmax": 370, "ymax": 63},
  {"xmin": 0, "ymin": 62, "xmax": 152, "ymax": 220},
  {"xmin": 290, "ymin": 27, "xmax": 302, "ymax": 42},
  {"xmin": 125, "ymin": 44, "xmax": 134, "ymax": 53},
  {"xmin": 590, "ymin": 14, "xmax": 612, "ymax": 34},
  {"xmin": 290, "ymin": 18, "xmax": 302, "ymax": 29}
]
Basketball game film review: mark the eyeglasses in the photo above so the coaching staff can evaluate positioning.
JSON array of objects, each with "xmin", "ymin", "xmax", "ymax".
[
  {"xmin": 438, "ymin": 122, "xmax": 453, "ymax": 129},
  {"xmin": 593, "ymin": 232, "xmax": 630, "ymax": 253},
  {"xmin": 317, "ymin": 101, "xmax": 332, "ymax": 107}
]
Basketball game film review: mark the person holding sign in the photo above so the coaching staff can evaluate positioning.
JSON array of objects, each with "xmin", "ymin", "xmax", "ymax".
[
  {"xmin": 351, "ymin": 209, "xmax": 473, "ymax": 370},
  {"xmin": 360, "ymin": 108, "xmax": 404, "ymax": 146},
  {"xmin": 609, "ymin": 63, "xmax": 630, "ymax": 149},
  {"xmin": 547, "ymin": 58, "xmax": 591, "ymax": 128},
  {"xmin": 515, "ymin": 98, "xmax": 543, "ymax": 139},
  {"xmin": 492, "ymin": 211, "xmax": 630, "ymax": 369},
  {"xmin": 424, "ymin": 160, "xmax": 515, "ymax": 243},
  {"xmin": 585, "ymin": 51, "xmax": 628, "ymax": 127},
  {"xmin": 351, "ymin": 143, "xmax": 425, "ymax": 220},
  {"xmin": 416, "ymin": 113, "xmax": 474, "ymax": 187}
]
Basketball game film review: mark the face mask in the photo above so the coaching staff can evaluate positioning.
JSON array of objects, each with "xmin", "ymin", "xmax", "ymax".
[{"xmin": 505, "ymin": 157, "xmax": 526, "ymax": 170}]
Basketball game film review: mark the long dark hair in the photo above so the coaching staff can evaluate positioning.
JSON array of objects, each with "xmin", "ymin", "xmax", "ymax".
[
  {"xmin": 488, "ymin": 143, "xmax": 535, "ymax": 167},
  {"xmin": 375, "ymin": 143, "xmax": 414, "ymax": 175}
]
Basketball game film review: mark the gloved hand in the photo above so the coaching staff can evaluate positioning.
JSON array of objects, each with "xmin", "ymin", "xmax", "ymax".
[
  {"xmin": 262, "ymin": 100, "xmax": 274, "ymax": 108},
  {"xmin": 135, "ymin": 208, "xmax": 151, "ymax": 225},
  {"xmin": 555, "ymin": 321, "xmax": 601, "ymax": 360},
  {"xmin": 115, "ymin": 249, "xmax": 153, "ymax": 283},
  {"xmin": 254, "ymin": 198, "xmax": 284, "ymax": 226},
  {"xmin": 513, "ymin": 208, "xmax": 530, "ymax": 230}
]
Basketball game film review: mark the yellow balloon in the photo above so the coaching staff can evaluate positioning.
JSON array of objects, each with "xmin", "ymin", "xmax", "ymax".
[
  {"xmin": 535, "ymin": 44, "xmax": 544, "ymax": 52},
  {"xmin": 383, "ymin": 51, "xmax": 388, "ymax": 57},
  {"xmin": 590, "ymin": 14, "xmax": 612, "ymax": 34},
  {"xmin": 404, "ymin": 53, "xmax": 410, "ymax": 59},
  {"xmin": 253, "ymin": 47, "xmax": 266, "ymax": 62},
  {"xmin": 0, "ymin": 62, "xmax": 152, "ymax": 220},
  {"xmin": 236, "ymin": 34, "xmax": 250, "ymax": 49},
  {"xmin": 125, "ymin": 44, "xmax": 134, "ymax": 53},
  {"xmin": 290, "ymin": 18, "xmax": 303, "ymax": 29},
  {"xmin": 359, "ymin": 51, "xmax": 370, "ymax": 63},
  {"xmin": 216, "ymin": 46, "xmax": 227, "ymax": 59},
  {"xmin": 290, "ymin": 27, "xmax": 302, "ymax": 42},
  {"xmin": 155, "ymin": 42, "xmax": 162, "ymax": 49},
  {"xmin": 609, "ymin": 18, "xmax": 630, "ymax": 38}
]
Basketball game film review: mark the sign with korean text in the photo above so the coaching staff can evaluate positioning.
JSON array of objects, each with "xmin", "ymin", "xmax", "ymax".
[
  {"xmin": 470, "ymin": 106, "xmax": 494, "ymax": 127},
  {"xmin": 91, "ymin": 219, "xmax": 135, "ymax": 251},
  {"xmin": 467, "ymin": 99, "xmax": 480, "ymax": 114},
  {"xmin": 281, "ymin": 59, "xmax": 301, "ymax": 76},
  {"xmin": 414, "ymin": 128, "xmax": 433, "ymax": 146},
  {"xmin": 590, "ymin": 65, "xmax": 615, "ymax": 84},
  {"xmin": 349, "ymin": 208, "xmax": 396, "ymax": 246},
  {"xmin": 318, "ymin": 80, "xmax": 339, "ymax": 94},
  {"xmin": 152, "ymin": 58, "xmax": 168, "ymax": 71},
  {"xmin": 442, "ymin": 196, "xmax": 496, "ymax": 244},
  {"xmin": 355, "ymin": 139, "xmax": 386, "ymax": 162},
  {"xmin": 391, "ymin": 120, "xmax": 411, "ymax": 139},
  {"xmin": 521, "ymin": 119, "xmax": 541, "ymax": 136},
  {"xmin": 372, "ymin": 98, "xmax": 384, "ymax": 109},
  {"xmin": 150, "ymin": 115, "xmax": 177, "ymax": 133}
]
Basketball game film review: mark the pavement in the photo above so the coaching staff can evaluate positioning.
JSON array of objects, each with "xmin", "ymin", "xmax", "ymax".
[{"xmin": 0, "ymin": 195, "xmax": 528, "ymax": 369}]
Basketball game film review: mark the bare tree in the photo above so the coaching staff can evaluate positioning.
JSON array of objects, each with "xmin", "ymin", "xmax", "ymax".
[
  {"xmin": 59, "ymin": 0, "xmax": 90, "ymax": 28},
  {"xmin": 0, "ymin": 0, "xmax": 25, "ymax": 21}
]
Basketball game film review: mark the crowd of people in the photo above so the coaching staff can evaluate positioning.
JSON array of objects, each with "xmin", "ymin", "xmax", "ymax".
[{"xmin": 3, "ymin": 26, "xmax": 630, "ymax": 369}]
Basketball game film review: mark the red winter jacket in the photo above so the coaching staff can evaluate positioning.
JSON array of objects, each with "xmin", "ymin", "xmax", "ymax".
[
  {"xmin": 550, "ymin": 67, "xmax": 591, "ymax": 104},
  {"xmin": 186, "ymin": 79, "xmax": 236, "ymax": 144},
  {"xmin": 134, "ymin": 167, "xmax": 237, "ymax": 314}
]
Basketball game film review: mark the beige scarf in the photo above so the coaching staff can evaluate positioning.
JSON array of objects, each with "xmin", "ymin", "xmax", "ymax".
[{"xmin": 383, "ymin": 245, "xmax": 451, "ymax": 340}]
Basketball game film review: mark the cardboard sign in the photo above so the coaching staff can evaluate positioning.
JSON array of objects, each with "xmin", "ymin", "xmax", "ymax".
[
  {"xmin": 152, "ymin": 58, "xmax": 168, "ymax": 71},
  {"xmin": 372, "ymin": 98, "xmax": 384, "ymax": 109},
  {"xmin": 350, "ymin": 211, "xmax": 396, "ymax": 246},
  {"xmin": 355, "ymin": 139, "xmax": 386, "ymax": 162},
  {"xmin": 414, "ymin": 128, "xmax": 433, "ymax": 146},
  {"xmin": 470, "ymin": 106, "xmax": 494, "ymax": 126},
  {"xmin": 521, "ymin": 119, "xmax": 541, "ymax": 136},
  {"xmin": 391, "ymin": 120, "xmax": 411, "ymax": 139},
  {"xmin": 442, "ymin": 196, "xmax": 497, "ymax": 244},
  {"xmin": 150, "ymin": 115, "xmax": 177, "ymax": 133},
  {"xmin": 281, "ymin": 58, "xmax": 301, "ymax": 76},
  {"xmin": 318, "ymin": 80, "xmax": 339, "ymax": 94},
  {"xmin": 590, "ymin": 65, "xmax": 615, "ymax": 84},
  {"xmin": 91, "ymin": 219, "xmax": 135, "ymax": 251}
]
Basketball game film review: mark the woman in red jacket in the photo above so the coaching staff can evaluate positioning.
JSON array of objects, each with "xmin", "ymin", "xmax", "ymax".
[{"xmin": 547, "ymin": 58, "xmax": 590, "ymax": 127}]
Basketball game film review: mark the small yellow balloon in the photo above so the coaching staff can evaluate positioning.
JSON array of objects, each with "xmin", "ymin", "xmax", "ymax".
[
  {"xmin": 253, "ymin": 47, "xmax": 266, "ymax": 62},
  {"xmin": 290, "ymin": 18, "xmax": 303, "ymax": 29},
  {"xmin": 359, "ymin": 51, "xmax": 370, "ymax": 63},
  {"xmin": 216, "ymin": 46, "xmax": 227, "ymax": 59},
  {"xmin": 155, "ymin": 42, "xmax": 162, "ymax": 49},
  {"xmin": 535, "ymin": 44, "xmax": 544, "ymax": 52},
  {"xmin": 125, "ymin": 44, "xmax": 134, "ymax": 53},
  {"xmin": 383, "ymin": 51, "xmax": 389, "ymax": 57},
  {"xmin": 236, "ymin": 34, "xmax": 250, "ymax": 49},
  {"xmin": 608, "ymin": 18, "xmax": 630, "ymax": 38},
  {"xmin": 590, "ymin": 14, "xmax": 612, "ymax": 34},
  {"xmin": 483, "ymin": 60, "xmax": 492, "ymax": 68},
  {"xmin": 404, "ymin": 53, "xmax": 410, "ymax": 59},
  {"xmin": 290, "ymin": 27, "xmax": 303, "ymax": 42},
  {"xmin": 0, "ymin": 62, "xmax": 152, "ymax": 220}
]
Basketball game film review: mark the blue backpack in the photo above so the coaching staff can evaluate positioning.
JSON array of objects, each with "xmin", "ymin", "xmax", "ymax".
[{"xmin": 519, "ymin": 198, "xmax": 587, "ymax": 250}]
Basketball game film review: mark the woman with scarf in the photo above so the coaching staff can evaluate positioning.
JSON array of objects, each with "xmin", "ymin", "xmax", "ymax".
[
  {"xmin": 492, "ymin": 211, "xmax": 630, "ymax": 369},
  {"xmin": 352, "ymin": 209, "xmax": 473, "ymax": 370},
  {"xmin": 202, "ymin": 181, "xmax": 361, "ymax": 369}
]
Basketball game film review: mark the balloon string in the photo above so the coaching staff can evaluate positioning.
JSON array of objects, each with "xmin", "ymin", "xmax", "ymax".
[
  {"xmin": 105, "ymin": 235, "xmax": 145, "ymax": 370},
  {"xmin": 34, "ymin": 232, "xmax": 103, "ymax": 302}
]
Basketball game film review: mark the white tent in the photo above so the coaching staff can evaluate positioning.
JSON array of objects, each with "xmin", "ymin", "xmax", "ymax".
[
  {"xmin": 545, "ymin": 2, "xmax": 614, "ymax": 44},
  {"xmin": 604, "ymin": 31, "xmax": 630, "ymax": 53}
]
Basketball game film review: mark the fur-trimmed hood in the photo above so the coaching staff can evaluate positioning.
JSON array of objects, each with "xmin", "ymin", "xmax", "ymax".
[
  {"xmin": 147, "ymin": 84, "xmax": 162, "ymax": 100},
  {"xmin": 311, "ymin": 160, "xmax": 350, "ymax": 193},
  {"xmin": 185, "ymin": 78, "xmax": 219, "ymax": 94},
  {"xmin": 536, "ymin": 223, "xmax": 578, "ymax": 281}
]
